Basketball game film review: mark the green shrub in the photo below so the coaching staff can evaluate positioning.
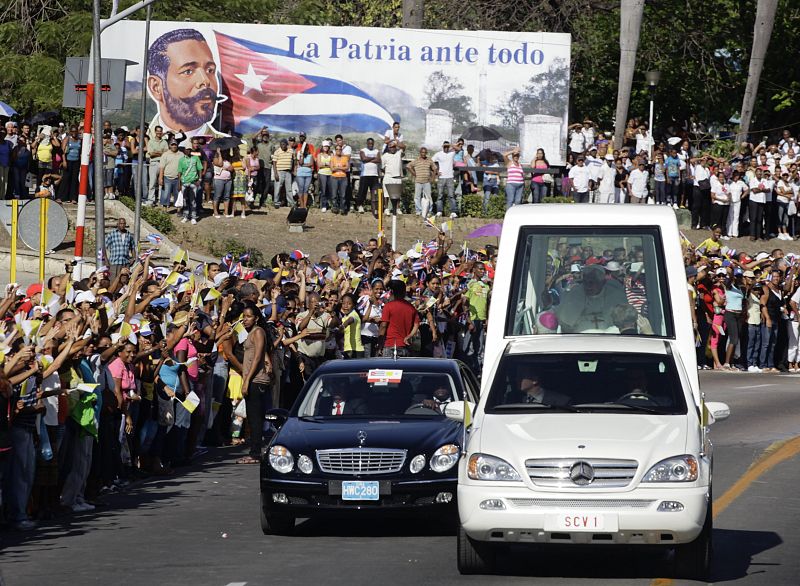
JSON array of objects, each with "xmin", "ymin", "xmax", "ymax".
[
  {"xmin": 119, "ymin": 196, "xmax": 175, "ymax": 234},
  {"xmin": 206, "ymin": 237, "xmax": 265, "ymax": 268},
  {"xmin": 461, "ymin": 194, "xmax": 483, "ymax": 217},
  {"xmin": 542, "ymin": 196, "xmax": 574, "ymax": 204},
  {"xmin": 486, "ymin": 195, "xmax": 507, "ymax": 219}
]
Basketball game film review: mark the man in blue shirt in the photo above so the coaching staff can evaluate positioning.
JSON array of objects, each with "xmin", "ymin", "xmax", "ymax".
[
  {"xmin": 665, "ymin": 148, "xmax": 682, "ymax": 208},
  {"xmin": 104, "ymin": 218, "xmax": 136, "ymax": 280},
  {"xmin": 0, "ymin": 127, "xmax": 12, "ymax": 199}
]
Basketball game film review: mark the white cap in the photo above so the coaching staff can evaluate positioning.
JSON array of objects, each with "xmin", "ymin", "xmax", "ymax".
[
  {"xmin": 604, "ymin": 261, "xmax": 622, "ymax": 272},
  {"xmin": 406, "ymin": 249, "xmax": 422, "ymax": 259},
  {"xmin": 214, "ymin": 272, "xmax": 230, "ymax": 287},
  {"xmin": 75, "ymin": 290, "xmax": 96, "ymax": 304}
]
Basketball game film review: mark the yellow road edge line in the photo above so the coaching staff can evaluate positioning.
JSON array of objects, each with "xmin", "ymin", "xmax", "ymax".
[{"xmin": 650, "ymin": 434, "xmax": 800, "ymax": 586}]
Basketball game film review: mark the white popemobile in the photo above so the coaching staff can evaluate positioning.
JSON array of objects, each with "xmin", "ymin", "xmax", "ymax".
[{"xmin": 445, "ymin": 205, "xmax": 730, "ymax": 580}]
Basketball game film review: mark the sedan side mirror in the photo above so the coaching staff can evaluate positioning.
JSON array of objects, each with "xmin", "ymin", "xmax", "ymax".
[
  {"xmin": 705, "ymin": 401, "xmax": 730, "ymax": 423},
  {"xmin": 265, "ymin": 408, "xmax": 290, "ymax": 429}
]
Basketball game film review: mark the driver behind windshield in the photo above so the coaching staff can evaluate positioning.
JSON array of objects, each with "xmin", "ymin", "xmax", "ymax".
[
  {"xmin": 418, "ymin": 386, "xmax": 453, "ymax": 413},
  {"xmin": 506, "ymin": 366, "xmax": 569, "ymax": 406}
]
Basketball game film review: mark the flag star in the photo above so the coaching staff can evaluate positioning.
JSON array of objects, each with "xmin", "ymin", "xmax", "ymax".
[{"xmin": 235, "ymin": 63, "xmax": 269, "ymax": 95}]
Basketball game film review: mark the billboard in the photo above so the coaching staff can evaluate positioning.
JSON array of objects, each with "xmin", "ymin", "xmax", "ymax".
[{"xmin": 101, "ymin": 22, "xmax": 571, "ymax": 163}]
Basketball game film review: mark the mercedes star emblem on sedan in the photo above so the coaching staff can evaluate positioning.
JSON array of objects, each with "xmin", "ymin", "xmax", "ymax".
[
  {"xmin": 569, "ymin": 461, "xmax": 595, "ymax": 485},
  {"xmin": 357, "ymin": 430, "xmax": 367, "ymax": 445}
]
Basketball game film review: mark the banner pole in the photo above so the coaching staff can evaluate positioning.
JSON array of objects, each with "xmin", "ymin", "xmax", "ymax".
[
  {"xmin": 10, "ymin": 200, "xmax": 18, "ymax": 283},
  {"xmin": 377, "ymin": 188, "xmax": 383, "ymax": 247},
  {"xmin": 39, "ymin": 199, "xmax": 48, "ymax": 281}
]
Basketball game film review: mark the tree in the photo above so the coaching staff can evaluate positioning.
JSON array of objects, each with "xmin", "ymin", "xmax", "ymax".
[
  {"xmin": 737, "ymin": 0, "xmax": 779, "ymax": 143},
  {"xmin": 494, "ymin": 59, "xmax": 570, "ymax": 132},
  {"xmin": 613, "ymin": 0, "xmax": 645, "ymax": 149},
  {"xmin": 424, "ymin": 70, "xmax": 476, "ymax": 133}
]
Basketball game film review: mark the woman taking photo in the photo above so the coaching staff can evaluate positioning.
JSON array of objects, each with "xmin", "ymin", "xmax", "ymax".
[
  {"xmin": 237, "ymin": 301, "xmax": 272, "ymax": 464},
  {"xmin": 529, "ymin": 148, "xmax": 550, "ymax": 203},
  {"xmin": 316, "ymin": 140, "xmax": 333, "ymax": 212}
]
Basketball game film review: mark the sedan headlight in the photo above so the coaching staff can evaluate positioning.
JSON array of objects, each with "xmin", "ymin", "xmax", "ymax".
[
  {"xmin": 430, "ymin": 444, "xmax": 460, "ymax": 473},
  {"xmin": 467, "ymin": 453, "xmax": 522, "ymax": 481},
  {"xmin": 410, "ymin": 454, "xmax": 426, "ymax": 474},
  {"xmin": 268, "ymin": 445, "xmax": 294, "ymax": 474},
  {"xmin": 642, "ymin": 455, "xmax": 698, "ymax": 482},
  {"xmin": 297, "ymin": 454, "xmax": 313, "ymax": 474}
]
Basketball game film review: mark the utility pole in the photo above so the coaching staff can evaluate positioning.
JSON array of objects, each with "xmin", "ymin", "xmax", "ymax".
[{"xmin": 73, "ymin": 0, "xmax": 159, "ymax": 278}]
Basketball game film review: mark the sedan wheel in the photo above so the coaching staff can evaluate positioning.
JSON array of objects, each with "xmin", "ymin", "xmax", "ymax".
[{"xmin": 261, "ymin": 507, "xmax": 295, "ymax": 536}]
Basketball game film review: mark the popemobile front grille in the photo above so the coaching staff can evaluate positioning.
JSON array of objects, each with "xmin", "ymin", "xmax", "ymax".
[
  {"xmin": 508, "ymin": 498, "xmax": 655, "ymax": 509},
  {"xmin": 525, "ymin": 458, "xmax": 638, "ymax": 488},
  {"xmin": 316, "ymin": 448, "xmax": 407, "ymax": 475}
]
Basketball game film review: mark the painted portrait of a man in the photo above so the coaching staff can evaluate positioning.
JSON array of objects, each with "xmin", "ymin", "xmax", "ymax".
[{"xmin": 147, "ymin": 28, "xmax": 228, "ymax": 143}]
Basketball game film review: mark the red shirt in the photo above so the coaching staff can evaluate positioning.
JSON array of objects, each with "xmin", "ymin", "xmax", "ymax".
[{"xmin": 381, "ymin": 299, "xmax": 420, "ymax": 348}]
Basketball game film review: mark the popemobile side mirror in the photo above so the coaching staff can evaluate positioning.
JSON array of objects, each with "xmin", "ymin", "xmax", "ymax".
[
  {"xmin": 265, "ymin": 408, "xmax": 290, "ymax": 429},
  {"xmin": 705, "ymin": 401, "xmax": 730, "ymax": 424},
  {"xmin": 444, "ymin": 401, "xmax": 465, "ymax": 422}
]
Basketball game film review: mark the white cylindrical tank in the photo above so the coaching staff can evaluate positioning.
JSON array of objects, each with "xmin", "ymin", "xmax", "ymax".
[
  {"xmin": 519, "ymin": 114, "xmax": 564, "ymax": 165},
  {"xmin": 424, "ymin": 109, "xmax": 454, "ymax": 149}
]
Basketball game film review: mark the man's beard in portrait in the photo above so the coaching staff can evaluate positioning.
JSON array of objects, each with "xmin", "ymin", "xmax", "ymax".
[{"xmin": 162, "ymin": 83, "xmax": 218, "ymax": 130}]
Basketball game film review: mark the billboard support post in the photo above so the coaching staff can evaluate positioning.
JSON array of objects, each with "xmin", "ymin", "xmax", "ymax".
[{"xmin": 134, "ymin": 3, "xmax": 153, "ymax": 248}]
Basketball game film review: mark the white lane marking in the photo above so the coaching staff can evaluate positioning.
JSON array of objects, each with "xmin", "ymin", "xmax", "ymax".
[
  {"xmin": 732, "ymin": 384, "xmax": 778, "ymax": 389},
  {"xmin": 224, "ymin": 583, "xmax": 247, "ymax": 586}
]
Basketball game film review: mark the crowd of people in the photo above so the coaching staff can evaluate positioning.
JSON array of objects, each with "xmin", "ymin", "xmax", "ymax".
[
  {"xmin": 4, "ymin": 114, "xmax": 800, "ymax": 240},
  {"xmin": 0, "ymin": 227, "xmax": 494, "ymax": 530},
  {"xmin": 687, "ymin": 227, "xmax": 800, "ymax": 373},
  {"xmin": 564, "ymin": 119, "xmax": 800, "ymax": 243}
]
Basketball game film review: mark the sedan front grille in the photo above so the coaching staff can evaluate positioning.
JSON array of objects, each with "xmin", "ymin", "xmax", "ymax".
[
  {"xmin": 525, "ymin": 458, "xmax": 638, "ymax": 488},
  {"xmin": 508, "ymin": 498, "xmax": 654, "ymax": 509},
  {"xmin": 316, "ymin": 448, "xmax": 407, "ymax": 475}
]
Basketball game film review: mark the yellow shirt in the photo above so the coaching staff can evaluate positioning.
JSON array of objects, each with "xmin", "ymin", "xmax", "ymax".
[
  {"xmin": 343, "ymin": 310, "xmax": 364, "ymax": 353},
  {"xmin": 37, "ymin": 142, "xmax": 53, "ymax": 163}
]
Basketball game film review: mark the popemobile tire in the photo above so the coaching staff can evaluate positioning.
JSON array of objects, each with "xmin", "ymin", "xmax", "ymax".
[
  {"xmin": 457, "ymin": 524, "xmax": 496, "ymax": 575},
  {"xmin": 261, "ymin": 507, "xmax": 296, "ymax": 536},
  {"xmin": 673, "ymin": 498, "xmax": 712, "ymax": 580}
]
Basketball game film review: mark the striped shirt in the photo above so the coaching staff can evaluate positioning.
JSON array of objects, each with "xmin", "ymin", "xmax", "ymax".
[
  {"xmin": 507, "ymin": 162, "xmax": 524, "ymax": 184},
  {"xmin": 272, "ymin": 148, "xmax": 294, "ymax": 172}
]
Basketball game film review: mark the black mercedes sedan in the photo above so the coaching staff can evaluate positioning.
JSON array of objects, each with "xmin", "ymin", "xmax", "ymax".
[{"xmin": 260, "ymin": 358, "xmax": 481, "ymax": 535}]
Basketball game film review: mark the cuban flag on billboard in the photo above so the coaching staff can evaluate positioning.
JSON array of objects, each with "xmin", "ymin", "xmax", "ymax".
[{"xmin": 215, "ymin": 32, "xmax": 396, "ymax": 134}]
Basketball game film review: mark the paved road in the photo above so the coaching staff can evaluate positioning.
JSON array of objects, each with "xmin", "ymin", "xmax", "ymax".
[{"xmin": 2, "ymin": 371, "xmax": 799, "ymax": 586}]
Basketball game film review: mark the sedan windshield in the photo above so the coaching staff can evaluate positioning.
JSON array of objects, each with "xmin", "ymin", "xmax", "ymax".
[
  {"xmin": 485, "ymin": 353, "xmax": 687, "ymax": 414},
  {"xmin": 296, "ymin": 370, "xmax": 461, "ymax": 418}
]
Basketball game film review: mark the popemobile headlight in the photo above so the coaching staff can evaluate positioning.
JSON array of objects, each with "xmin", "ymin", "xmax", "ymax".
[
  {"xmin": 467, "ymin": 453, "xmax": 522, "ymax": 481},
  {"xmin": 410, "ymin": 454, "xmax": 426, "ymax": 474},
  {"xmin": 268, "ymin": 445, "xmax": 294, "ymax": 474},
  {"xmin": 642, "ymin": 455, "xmax": 698, "ymax": 483},
  {"xmin": 430, "ymin": 444, "xmax": 460, "ymax": 473},
  {"xmin": 297, "ymin": 454, "xmax": 313, "ymax": 474}
]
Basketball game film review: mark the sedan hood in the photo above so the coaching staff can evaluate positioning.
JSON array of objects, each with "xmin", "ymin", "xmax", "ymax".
[
  {"xmin": 476, "ymin": 413, "xmax": 688, "ymax": 472},
  {"xmin": 277, "ymin": 417, "xmax": 463, "ymax": 453}
]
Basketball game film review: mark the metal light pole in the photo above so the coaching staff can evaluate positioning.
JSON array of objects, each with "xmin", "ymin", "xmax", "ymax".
[
  {"xmin": 645, "ymin": 70, "xmax": 660, "ymax": 160},
  {"xmin": 73, "ymin": 0, "xmax": 159, "ymax": 278},
  {"xmin": 134, "ymin": 3, "xmax": 153, "ymax": 247}
]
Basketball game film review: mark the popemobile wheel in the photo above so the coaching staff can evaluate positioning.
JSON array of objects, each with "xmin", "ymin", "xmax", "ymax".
[
  {"xmin": 673, "ymin": 499, "xmax": 712, "ymax": 580},
  {"xmin": 457, "ymin": 524, "xmax": 496, "ymax": 575}
]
